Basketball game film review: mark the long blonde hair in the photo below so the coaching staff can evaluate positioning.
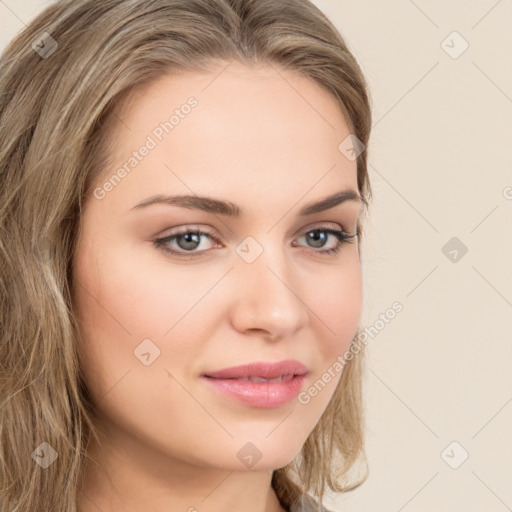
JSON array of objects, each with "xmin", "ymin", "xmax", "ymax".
[{"xmin": 0, "ymin": 1, "xmax": 373, "ymax": 510}]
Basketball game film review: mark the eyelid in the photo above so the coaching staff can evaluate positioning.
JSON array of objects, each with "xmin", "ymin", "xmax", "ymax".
[
  {"xmin": 304, "ymin": 221, "xmax": 344, "ymax": 233},
  {"xmin": 157, "ymin": 224, "xmax": 218, "ymax": 239}
]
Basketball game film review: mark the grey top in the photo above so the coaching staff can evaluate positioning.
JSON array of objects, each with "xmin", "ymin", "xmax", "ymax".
[{"xmin": 289, "ymin": 493, "xmax": 332, "ymax": 512}]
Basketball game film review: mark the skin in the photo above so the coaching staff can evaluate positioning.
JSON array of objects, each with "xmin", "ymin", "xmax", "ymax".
[{"xmin": 73, "ymin": 60, "xmax": 363, "ymax": 512}]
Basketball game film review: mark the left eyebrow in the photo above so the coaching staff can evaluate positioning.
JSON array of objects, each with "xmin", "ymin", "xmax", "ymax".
[
  {"xmin": 130, "ymin": 189, "xmax": 362, "ymax": 216},
  {"xmin": 299, "ymin": 189, "xmax": 362, "ymax": 215}
]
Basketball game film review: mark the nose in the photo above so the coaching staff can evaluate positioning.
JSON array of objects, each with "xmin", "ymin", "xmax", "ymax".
[{"xmin": 229, "ymin": 242, "xmax": 309, "ymax": 341}]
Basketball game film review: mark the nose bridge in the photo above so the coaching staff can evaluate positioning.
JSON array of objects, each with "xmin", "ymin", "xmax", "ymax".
[{"xmin": 231, "ymin": 235, "xmax": 308, "ymax": 336}]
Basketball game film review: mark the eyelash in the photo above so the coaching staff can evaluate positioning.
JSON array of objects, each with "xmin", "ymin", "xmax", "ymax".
[{"xmin": 153, "ymin": 225, "xmax": 357, "ymax": 260}]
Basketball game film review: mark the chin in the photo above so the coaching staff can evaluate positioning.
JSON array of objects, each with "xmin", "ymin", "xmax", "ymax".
[{"xmin": 206, "ymin": 438, "xmax": 304, "ymax": 472}]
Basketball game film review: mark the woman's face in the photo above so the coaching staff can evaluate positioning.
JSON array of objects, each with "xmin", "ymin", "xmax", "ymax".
[{"xmin": 72, "ymin": 61, "xmax": 363, "ymax": 472}]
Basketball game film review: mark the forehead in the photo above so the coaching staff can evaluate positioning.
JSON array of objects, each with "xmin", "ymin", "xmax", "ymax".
[
  {"xmin": 94, "ymin": 61, "xmax": 358, "ymax": 214},
  {"xmin": 117, "ymin": 61, "xmax": 352, "ymax": 138}
]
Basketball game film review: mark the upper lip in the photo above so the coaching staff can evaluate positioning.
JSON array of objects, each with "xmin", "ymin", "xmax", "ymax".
[{"xmin": 203, "ymin": 360, "xmax": 308, "ymax": 379}]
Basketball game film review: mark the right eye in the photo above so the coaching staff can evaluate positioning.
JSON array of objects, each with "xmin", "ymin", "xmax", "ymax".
[{"xmin": 153, "ymin": 227, "xmax": 220, "ymax": 259}]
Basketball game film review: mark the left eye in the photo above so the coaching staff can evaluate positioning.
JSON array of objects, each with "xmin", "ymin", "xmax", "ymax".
[{"xmin": 154, "ymin": 226, "xmax": 356, "ymax": 259}]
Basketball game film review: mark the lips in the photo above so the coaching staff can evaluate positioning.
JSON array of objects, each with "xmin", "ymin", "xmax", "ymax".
[
  {"xmin": 202, "ymin": 359, "xmax": 308, "ymax": 380},
  {"xmin": 201, "ymin": 360, "xmax": 308, "ymax": 408}
]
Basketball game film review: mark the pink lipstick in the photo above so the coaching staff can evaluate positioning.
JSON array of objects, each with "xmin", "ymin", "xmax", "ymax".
[{"xmin": 202, "ymin": 360, "xmax": 308, "ymax": 408}]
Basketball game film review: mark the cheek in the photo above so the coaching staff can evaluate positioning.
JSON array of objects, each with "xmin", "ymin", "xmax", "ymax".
[
  {"xmin": 73, "ymin": 244, "xmax": 202, "ymax": 339},
  {"xmin": 297, "ymin": 260, "xmax": 362, "ymax": 408},
  {"xmin": 309, "ymin": 259, "xmax": 363, "ymax": 354},
  {"xmin": 71, "ymin": 241, "xmax": 216, "ymax": 396}
]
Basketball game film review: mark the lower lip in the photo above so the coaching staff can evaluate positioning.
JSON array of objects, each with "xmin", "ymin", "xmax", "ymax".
[{"xmin": 202, "ymin": 374, "xmax": 307, "ymax": 408}]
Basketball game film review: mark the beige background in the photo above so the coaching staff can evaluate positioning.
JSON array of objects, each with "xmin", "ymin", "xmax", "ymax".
[{"xmin": 1, "ymin": 1, "xmax": 511, "ymax": 510}]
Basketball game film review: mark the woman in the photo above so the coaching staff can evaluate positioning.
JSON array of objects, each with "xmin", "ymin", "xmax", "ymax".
[{"xmin": 0, "ymin": 1, "xmax": 373, "ymax": 511}]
